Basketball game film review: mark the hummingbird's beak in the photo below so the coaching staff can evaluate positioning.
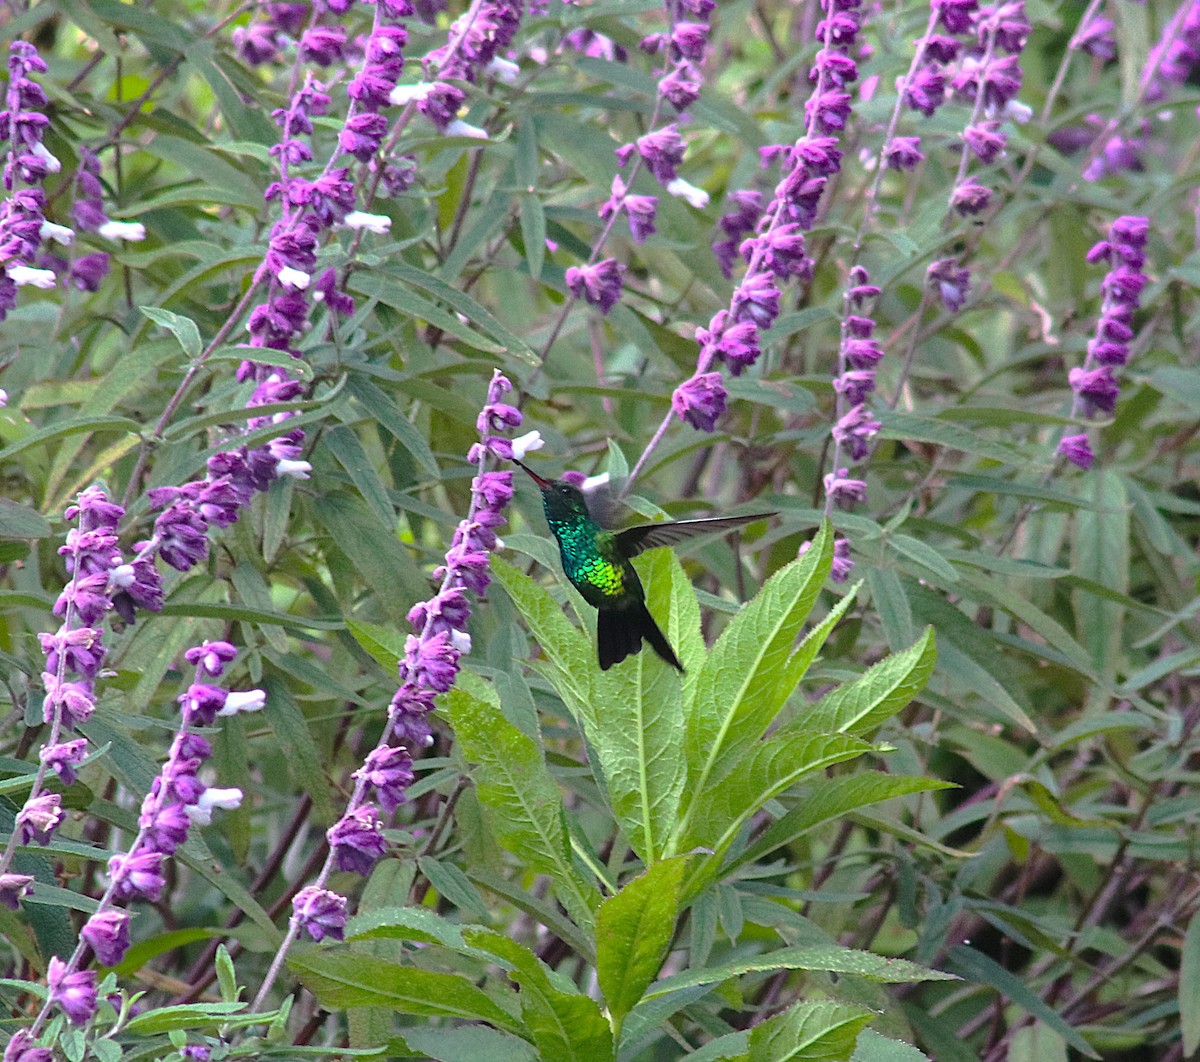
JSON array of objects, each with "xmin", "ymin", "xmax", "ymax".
[{"xmin": 512, "ymin": 458, "xmax": 552, "ymax": 490}]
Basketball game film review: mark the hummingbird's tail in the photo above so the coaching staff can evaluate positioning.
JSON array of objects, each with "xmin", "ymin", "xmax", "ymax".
[{"xmin": 597, "ymin": 603, "xmax": 685, "ymax": 673}]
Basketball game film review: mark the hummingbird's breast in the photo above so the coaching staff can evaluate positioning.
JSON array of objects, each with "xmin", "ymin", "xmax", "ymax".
[{"xmin": 549, "ymin": 518, "xmax": 635, "ymax": 607}]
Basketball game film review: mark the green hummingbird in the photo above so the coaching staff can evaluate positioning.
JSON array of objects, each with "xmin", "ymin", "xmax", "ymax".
[{"xmin": 513, "ymin": 460, "xmax": 776, "ymax": 672}]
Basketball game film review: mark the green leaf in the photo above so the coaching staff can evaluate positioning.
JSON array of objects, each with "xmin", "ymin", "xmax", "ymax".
[
  {"xmin": 888, "ymin": 534, "xmax": 959, "ymax": 583},
  {"xmin": 1072, "ymin": 469, "xmax": 1128, "ymax": 676},
  {"xmin": 794, "ymin": 628, "xmax": 936, "ymax": 736},
  {"xmin": 582, "ymin": 555, "xmax": 687, "ymax": 861},
  {"xmin": 647, "ymin": 946, "xmax": 955, "ymax": 1002},
  {"xmin": 347, "ymin": 906, "xmax": 468, "ymax": 949},
  {"xmin": 946, "ymin": 945, "xmax": 1098, "ymax": 1058},
  {"xmin": 324, "ymin": 424, "xmax": 395, "ymax": 527},
  {"xmin": 124, "ymin": 1002, "xmax": 247, "ymax": 1035},
  {"xmin": 727, "ymin": 773, "xmax": 955, "ymax": 876},
  {"xmin": 491, "ymin": 556, "xmax": 593, "ymax": 706},
  {"xmin": 289, "ymin": 951, "xmax": 521, "ymax": 1032},
  {"xmin": 877, "ymin": 411, "xmax": 1031, "ymax": 465},
  {"xmin": 850, "ymin": 1030, "xmax": 931, "ymax": 1061},
  {"xmin": 139, "ymin": 306, "xmax": 203, "ymax": 358},
  {"xmin": 749, "ymin": 1000, "xmax": 874, "ymax": 1061},
  {"xmin": 346, "ymin": 376, "xmax": 439, "ymax": 476},
  {"xmin": 0, "ymin": 498, "xmax": 51, "ymax": 538},
  {"xmin": 1181, "ymin": 909, "xmax": 1200, "ymax": 1056},
  {"xmin": 596, "ymin": 857, "xmax": 688, "ymax": 1031},
  {"xmin": 260, "ymin": 676, "xmax": 337, "ymax": 824},
  {"xmin": 401, "ymin": 1026, "xmax": 538, "ymax": 1062},
  {"xmin": 443, "ymin": 688, "xmax": 600, "ymax": 928},
  {"xmin": 679, "ymin": 732, "xmax": 872, "ymax": 862},
  {"xmin": 0, "ymin": 415, "xmax": 141, "ymax": 464},
  {"xmin": 465, "ymin": 928, "xmax": 614, "ymax": 1062},
  {"xmin": 677, "ymin": 524, "xmax": 834, "ymax": 845}
]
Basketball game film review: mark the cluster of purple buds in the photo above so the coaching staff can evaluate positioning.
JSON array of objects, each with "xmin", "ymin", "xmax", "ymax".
[
  {"xmin": 423, "ymin": 0, "xmax": 521, "ymax": 83},
  {"xmin": 343, "ymin": 6, "xmax": 412, "ymax": 158},
  {"xmin": 1146, "ymin": 1, "xmax": 1200, "ymax": 103},
  {"xmin": 0, "ymin": 42, "xmax": 56, "ymax": 319},
  {"xmin": 799, "ymin": 534, "xmax": 855, "ymax": 584},
  {"xmin": 638, "ymin": 0, "xmax": 715, "ymax": 114},
  {"xmin": 901, "ymin": 0, "xmax": 978, "ymax": 123},
  {"xmin": 1058, "ymin": 215, "xmax": 1149, "ymax": 470},
  {"xmin": 233, "ymin": 3, "xmax": 309, "ymax": 67},
  {"xmin": 832, "ymin": 267, "xmax": 884, "ymax": 457}
]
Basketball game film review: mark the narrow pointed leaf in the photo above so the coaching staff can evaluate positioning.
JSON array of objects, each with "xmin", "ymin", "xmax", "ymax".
[
  {"xmin": 792, "ymin": 627, "xmax": 935, "ymax": 735},
  {"xmin": 443, "ymin": 688, "xmax": 600, "ymax": 928},
  {"xmin": 597, "ymin": 856, "xmax": 689, "ymax": 1030}
]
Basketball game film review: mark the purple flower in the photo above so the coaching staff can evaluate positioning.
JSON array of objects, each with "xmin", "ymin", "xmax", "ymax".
[
  {"xmin": 830, "ymin": 535, "xmax": 855, "ymax": 582},
  {"xmin": 109, "ymin": 850, "xmax": 166, "ymax": 901},
  {"xmin": 293, "ymin": 886, "xmax": 349, "ymax": 942},
  {"xmin": 927, "ymin": 258, "xmax": 971, "ymax": 312},
  {"xmin": 1069, "ymin": 366, "xmax": 1119, "ymax": 414},
  {"xmin": 600, "ymin": 176, "xmax": 658, "ymax": 245},
  {"xmin": 46, "ymin": 957, "xmax": 97, "ymax": 1025},
  {"xmin": 327, "ymin": 804, "xmax": 388, "ymax": 876},
  {"xmin": 672, "ymin": 372, "xmax": 728, "ymax": 432},
  {"xmin": 81, "ymin": 909, "xmax": 131, "ymax": 966},
  {"xmin": 407, "ymin": 586, "xmax": 471, "ymax": 634},
  {"xmin": 1075, "ymin": 15, "xmax": 1116, "ymax": 59},
  {"xmin": 659, "ymin": 62, "xmax": 702, "ymax": 112},
  {"xmin": 884, "ymin": 136, "xmax": 924, "ymax": 170},
  {"xmin": 671, "ymin": 21, "xmax": 710, "ymax": 60},
  {"xmin": 950, "ymin": 177, "xmax": 992, "ymax": 216},
  {"xmin": 416, "ymin": 82, "xmax": 466, "ymax": 133},
  {"xmin": 979, "ymin": 0, "xmax": 1031, "ymax": 54},
  {"xmin": 185, "ymin": 640, "xmax": 238, "ymax": 676},
  {"xmin": 832, "ymin": 403, "xmax": 881, "ymax": 460},
  {"xmin": 3, "ymin": 1032, "xmax": 52, "ymax": 1062},
  {"xmin": 299, "ymin": 26, "xmax": 347, "ymax": 66},
  {"xmin": 697, "ymin": 310, "xmax": 761, "ymax": 376},
  {"xmin": 565, "ymin": 259, "xmax": 624, "ymax": 314},
  {"xmin": 904, "ymin": 66, "xmax": 946, "ymax": 116},
  {"xmin": 731, "ymin": 271, "xmax": 781, "ymax": 329},
  {"xmin": 630, "ymin": 125, "xmax": 686, "ymax": 184},
  {"xmin": 339, "ymin": 112, "xmax": 390, "ymax": 162},
  {"xmin": 17, "ymin": 793, "xmax": 63, "ymax": 845},
  {"xmin": 1057, "ymin": 433, "xmax": 1095, "ymax": 470},
  {"xmin": 355, "ymin": 745, "xmax": 416, "ymax": 813},
  {"xmin": 741, "ymin": 223, "xmax": 810, "ymax": 280},
  {"xmin": 179, "ymin": 682, "xmax": 228, "ymax": 726},
  {"xmin": 0, "ymin": 873, "xmax": 33, "ymax": 910},
  {"xmin": 934, "ymin": 0, "xmax": 979, "ymax": 34},
  {"xmin": 824, "ymin": 468, "xmax": 868, "ymax": 508},
  {"xmin": 399, "ymin": 630, "xmax": 461, "ymax": 693},
  {"xmin": 962, "ymin": 121, "xmax": 1006, "ymax": 163},
  {"xmin": 40, "ymin": 738, "xmax": 88, "ymax": 785}
]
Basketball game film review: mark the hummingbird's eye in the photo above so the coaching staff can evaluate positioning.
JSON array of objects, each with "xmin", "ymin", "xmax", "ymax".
[{"xmin": 558, "ymin": 485, "xmax": 571, "ymax": 495}]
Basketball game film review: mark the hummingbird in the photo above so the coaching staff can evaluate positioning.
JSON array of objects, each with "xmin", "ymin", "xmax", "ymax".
[{"xmin": 513, "ymin": 460, "xmax": 776, "ymax": 672}]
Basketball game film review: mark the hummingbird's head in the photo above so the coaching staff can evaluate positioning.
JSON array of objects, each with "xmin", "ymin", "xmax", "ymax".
[{"xmin": 513, "ymin": 460, "xmax": 590, "ymax": 522}]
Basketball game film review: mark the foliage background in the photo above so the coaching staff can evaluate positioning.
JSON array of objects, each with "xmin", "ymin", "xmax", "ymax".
[{"xmin": 0, "ymin": 0, "xmax": 1198, "ymax": 1058}]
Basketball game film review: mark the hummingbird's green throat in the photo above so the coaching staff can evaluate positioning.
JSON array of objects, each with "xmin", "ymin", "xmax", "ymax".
[{"xmin": 513, "ymin": 459, "xmax": 775, "ymax": 671}]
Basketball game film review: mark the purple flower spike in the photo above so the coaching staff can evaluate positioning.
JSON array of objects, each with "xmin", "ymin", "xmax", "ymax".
[
  {"xmin": 672, "ymin": 372, "xmax": 728, "ymax": 432},
  {"xmin": 1057, "ymin": 433, "xmax": 1095, "ymax": 470},
  {"xmin": 293, "ymin": 886, "xmax": 349, "ymax": 942},
  {"xmin": 81, "ymin": 909, "xmax": 132, "ymax": 966},
  {"xmin": 565, "ymin": 259, "xmax": 624, "ymax": 314},
  {"xmin": 46, "ymin": 957, "xmax": 97, "ymax": 1026},
  {"xmin": 1069, "ymin": 366, "xmax": 1119, "ymax": 414},
  {"xmin": 327, "ymin": 804, "xmax": 388, "ymax": 876}
]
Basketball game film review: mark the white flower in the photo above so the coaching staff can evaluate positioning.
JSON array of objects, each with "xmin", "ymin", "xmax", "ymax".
[
  {"xmin": 581, "ymin": 472, "xmax": 611, "ymax": 492},
  {"xmin": 445, "ymin": 119, "xmax": 487, "ymax": 139},
  {"xmin": 451, "ymin": 630, "xmax": 472, "ymax": 654},
  {"xmin": 1002, "ymin": 100, "xmax": 1033, "ymax": 124},
  {"xmin": 276, "ymin": 458, "xmax": 312, "ymax": 479},
  {"xmin": 185, "ymin": 787, "xmax": 243, "ymax": 826},
  {"xmin": 40, "ymin": 221, "xmax": 75, "ymax": 245},
  {"xmin": 485, "ymin": 56, "xmax": 520, "ymax": 84},
  {"xmin": 341, "ymin": 210, "xmax": 391, "ymax": 234},
  {"xmin": 7, "ymin": 265, "xmax": 56, "ymax": 288},
  {"xmin": 0, "ymin": 389, "xmax": 7, "ymax": 408},
  {"xmin": 276, "ymin": 265, "xmax": 311, "ymax": 290},
  {"xmin": 217, "ymin": 689, "xmax": 266, "ymax": 717},
  {"xmin": 389, "ymin": 82, "xmax": 436, "ymax": 105},
  {"xmin": 32, "ymin": 141, "xmax": 61, "ymax": 174},
  {"xmin": 511, "ymin": 430, "xmax": 545, "ymax": 460},
  {"xmin": 98, "ymin": 220, "xmax": 146, "ymax": 241},
  {"xmin": 666, "ymin": 177, "xmax": 709, "ymax": 209},
  {"xmin": 109, "ymin": 564, "xmax": 135, "ymax": 588}
]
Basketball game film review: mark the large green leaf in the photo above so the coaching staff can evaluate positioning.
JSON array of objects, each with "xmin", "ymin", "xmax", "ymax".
[
  {"xmin": 596, "ymin": 857, "xmax": 688, "ymax": 1031},
  {"xmin": 289, "ymin": 951, "xmax": 521, "ymax": 1032},
  {"xmin": 676, "ymin": 524, "xmax": 834, "ymax": 847},
  {"xmin": 443, "ymin": 688, "xmax": 601, "ymax": 928},
  {"xmin": 1072, "ymin": 469, "xmax": 1128, "ymax": 677},
  {"xmin": 749, "ymin": 1000, "xmax": 874, "ymax": 1061},
  {"xmin": 466, "ymin": 928, "xmax": 614, "ymax": 1062},
  {"xmin": 792, "ymin": 627, "xmax": 936, "ymax": 735}
]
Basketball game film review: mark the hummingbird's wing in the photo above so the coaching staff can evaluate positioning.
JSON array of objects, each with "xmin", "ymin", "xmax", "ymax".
[{"xmin": 614, "ymin": 512, "xmax": 776, "ymax": 558}]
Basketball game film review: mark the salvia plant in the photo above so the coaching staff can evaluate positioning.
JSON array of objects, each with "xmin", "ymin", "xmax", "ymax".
[{"xmin": 0, "ymin": 0, "xmax": 1196, "ymax": 1058}]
